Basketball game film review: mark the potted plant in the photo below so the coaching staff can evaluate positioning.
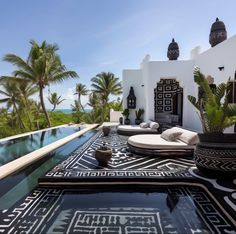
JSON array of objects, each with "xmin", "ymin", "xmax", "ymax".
[
  {"xmin": 135, "ymin": 108, "xmax": 144, "ymax": 125},
  {"xmin": 122, "ymin": 108, "xmax": 130, "ymax": 125},
  {"xmin": 102, "ymin": 126, "xmax": 110, "ymax": 136},
  {"xmin": 95, "ymin": 143, "xmax": 112, "ymax": 166},
  {"xmin": 188, "ymin": 69, "xmax": 236, "ymax": 175}
]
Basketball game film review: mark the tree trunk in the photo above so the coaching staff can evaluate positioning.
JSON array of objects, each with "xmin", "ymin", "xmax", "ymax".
[
  {"xmin": 39, "ymin": 87, "xmax": 51, "ymax": 127},
  {"xmin": 13, "ymin": 103, "xmax": 26, "ymax": 129},
  {"xmin": 52, "ymin": 105, "xmax": 56, "ymax": 112},
  {"xmin": 24, "ymin": 98, "xmax": 33, "ymax": 130},
  {"xmin": 78, "ymin": 95, "xmax": 85, "ymax": 112}
]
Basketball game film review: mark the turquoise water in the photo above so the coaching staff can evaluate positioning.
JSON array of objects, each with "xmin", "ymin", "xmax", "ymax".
[{"xmin": 0, "ymin": 126, "xmax": 81, "ymax": 166}]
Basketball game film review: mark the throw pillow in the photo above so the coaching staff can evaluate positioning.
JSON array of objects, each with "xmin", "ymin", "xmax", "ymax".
[
  {"xmin": 139, "ymin": 122, "xmax": 149, "ymax": 128},
  {"xmin": 161, "ymin": 128, "xmax": 182, "ymax": 141},
  {"xmin": 177, "ymin": 130, "xmax": 199, "ymax": 145},
  {"xmin": 149, "ymin": 121, "xmax": 159, "ymax": 129}
]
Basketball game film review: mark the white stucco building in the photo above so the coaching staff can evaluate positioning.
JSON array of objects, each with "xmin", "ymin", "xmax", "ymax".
[{"xmin": 122, "ymin": 33, "xmax": 236, "ymax": 133}]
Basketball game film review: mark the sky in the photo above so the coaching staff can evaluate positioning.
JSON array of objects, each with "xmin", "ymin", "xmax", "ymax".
[{"xmin": 0, "ymin": 0, "xmax": 236, "ymax": 109}]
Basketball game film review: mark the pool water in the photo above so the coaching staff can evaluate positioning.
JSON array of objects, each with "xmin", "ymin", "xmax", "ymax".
[
  {"xmin": 0, "ymin": 126, "xmax": 81, "ymax": 166},
  {"xmin": 0, "ymin": 130, "xmax": 97, "ymax": 209},
  {"xmin": 0, "ymin": 186, "xmax": 235, "ymax": 233}
]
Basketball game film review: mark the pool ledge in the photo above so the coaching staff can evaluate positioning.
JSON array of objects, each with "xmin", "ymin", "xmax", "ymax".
[{"xmin": 0, "ymin": 124, "xmax": 98, "ymax": 180}]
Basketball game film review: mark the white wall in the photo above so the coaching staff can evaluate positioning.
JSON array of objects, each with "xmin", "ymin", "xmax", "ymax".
[
  {"xmin": 195, "ymin": 35, "xmax": 236, "ymax": 132},
  {"xmin": 122, "ymin": 35, "xmax": 236, "ymax": 132},
  {"xmin": 109, "ymin": 109, "xmax": 122, "ymax": 122},
  {"xmin": 122, "ymin": 69, "xmax": 144, "ymax": 124}
]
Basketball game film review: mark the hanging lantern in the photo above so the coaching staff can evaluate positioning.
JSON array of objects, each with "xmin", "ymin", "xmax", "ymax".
[{"xmin": 127, "ymin": 87, "xmax": 136, "ymax": 109}]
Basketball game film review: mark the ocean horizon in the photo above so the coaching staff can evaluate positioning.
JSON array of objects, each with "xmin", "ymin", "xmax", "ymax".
[{"xmin": 49, "ymin": 109, "xmax": 92, "ymax": 114}]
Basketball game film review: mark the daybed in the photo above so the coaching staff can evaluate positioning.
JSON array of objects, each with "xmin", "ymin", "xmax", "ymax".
[
  {"xmin": 117, "ymin": 124, "xmax": 160, "ymax": 136},
  {"xmin": 127, "ymin": 127, "xmax": 199, "ymax": 156}
]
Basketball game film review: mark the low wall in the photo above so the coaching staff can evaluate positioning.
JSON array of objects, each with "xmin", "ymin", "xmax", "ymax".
[{"xmin": 110, "ymin": 109, "xmax": 122, "ymax": 122}]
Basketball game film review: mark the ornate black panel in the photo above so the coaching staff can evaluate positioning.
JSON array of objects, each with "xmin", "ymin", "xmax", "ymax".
[{"xmin": 154, "ymin": 78, "xmax": 183, "ymax": 125}]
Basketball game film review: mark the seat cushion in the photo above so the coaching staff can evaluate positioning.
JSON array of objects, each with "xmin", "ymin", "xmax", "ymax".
[
  {"xmin": 117, "ymin": 125, "xmax": 158, "ymax": 133},
  {"xmin": 128, "ymin": 134, "xmax": 195, "ymax": 150}
]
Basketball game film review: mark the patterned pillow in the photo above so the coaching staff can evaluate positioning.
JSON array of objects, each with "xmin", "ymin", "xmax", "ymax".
[
  {"xmin": 139, "ymin": 122, "xmax": 149, "ymax": 128},
  {"xmin": 161, "ymin": 128, "xmax": 182, "ymax": 141}
]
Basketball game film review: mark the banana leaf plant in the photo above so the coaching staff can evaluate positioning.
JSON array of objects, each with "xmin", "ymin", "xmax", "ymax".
[{"xmin": 188, "ymin": 69, "xmax": 236, "ymax": 133}]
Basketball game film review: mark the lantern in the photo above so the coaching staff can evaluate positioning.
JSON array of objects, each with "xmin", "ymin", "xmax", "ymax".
[{"xmin": 127, "ymin": 87, "xmax": 136, "ymax": 109}]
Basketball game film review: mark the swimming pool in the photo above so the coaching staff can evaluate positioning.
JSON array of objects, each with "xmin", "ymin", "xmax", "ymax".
[
  {"xmin": 0, "ymin": 129, "xmax": 98, "ymax": 209},
  {"xmin": 0, "ymin": 126, "xmax": 81, "ymax": 166}
]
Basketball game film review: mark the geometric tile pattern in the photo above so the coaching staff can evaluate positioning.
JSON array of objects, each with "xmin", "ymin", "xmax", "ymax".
[
  {"xmin": 43, "ymin": 129, "xmax": 195, "ymax": 179},
  {"xmin": 0, "ymin": 186, "xmax": 235, "ymax": 233},
  {"xmin": 38, "ymin": 128, "xmax": 236, "ymax": 228},
  {"xmin": 1, "ymin": 128, "xmax": 236, "ymax": 233}
]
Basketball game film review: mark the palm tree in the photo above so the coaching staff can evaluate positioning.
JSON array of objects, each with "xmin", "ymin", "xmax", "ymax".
[
  {"xmin": 91, "ymin": 72, "xmax": 122, "ymax": 121},
  {"xmin": 91, "ymin": 72, "xmax": 122, "ymax": 105},
  {"xmin": 74, "ymin": 83, "xmax": 88, "ymax": 112},
  {"xmin": 2, "ymin": 40, "xmax": 78, "ymax": 127},
  {"xmin": 48, "ymin": 92, "xmax": 65, "ymax": 111},
  {"xmin": 18, "ymin": 79, "xmax": 38, "ymax": 129},
  {"xmin": 0, "ymin": 80, "xmax": 26, "ymax": 129}
]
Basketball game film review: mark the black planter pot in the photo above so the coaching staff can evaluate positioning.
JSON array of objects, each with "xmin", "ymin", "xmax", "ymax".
[
  {"xmin": 194, "ymin": 133, "xmax": 236, "ymax": 176},
  {"xmin": 124, "ymin": 118, "xmax": 130, "ymax": 125},
  {"xmin": 119, "ymin": 117, "xmax": 123, "ymax": 125},
  {"xmin": 135, "ymin": 119, "xmax": 142, "ymax": 125}
]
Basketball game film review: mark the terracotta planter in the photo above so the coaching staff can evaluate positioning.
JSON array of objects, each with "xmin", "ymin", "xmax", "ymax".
[
  {"xmin": 102, "ymin": 126, "xmax": 110, "ymax": 136},
  {"xmin": 194, "ymin": 133, "xmax": 236, "ymax": 175},
  {"xmin": 95, "ymin": 148, "xmax": 112, "ymax": 166}
]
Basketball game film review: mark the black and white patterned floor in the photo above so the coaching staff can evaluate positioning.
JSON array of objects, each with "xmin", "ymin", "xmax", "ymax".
[{"xmin": 0, "ymin": 128, "xmax": 236, "ymax": 233}]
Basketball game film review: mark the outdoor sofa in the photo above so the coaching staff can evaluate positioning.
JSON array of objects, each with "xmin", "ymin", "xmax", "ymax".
[{"xmin": 127, "ymin": 127, "xmax": 199, "ymax": 157}]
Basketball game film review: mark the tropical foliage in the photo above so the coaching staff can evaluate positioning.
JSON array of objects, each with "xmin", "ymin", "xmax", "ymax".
[
  {"xmin": 2, "ymin": 40, "xmax": 78, "ymax": 127},
  {"xmin": 91, "ymin": 72, "xmax": 122, "ymax": 121},
  {"xmin": 0, "ymin": 40, "xmax": 122, "ymax": 138},
  {"xmin": 188, "ymin": 69, "xmax": 236, "ymax": 133},
  {"xmin": 48, "ymin": 92, "xmax": 65, "ymax": 111}
]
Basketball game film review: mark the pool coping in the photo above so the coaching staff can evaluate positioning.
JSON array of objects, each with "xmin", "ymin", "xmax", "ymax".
[{"xmin": 0, "ymin": 124, "xmax": 98, "ymax": 180}]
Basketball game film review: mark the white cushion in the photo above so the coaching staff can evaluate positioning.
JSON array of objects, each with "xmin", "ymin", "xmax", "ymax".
[
  {"xmin": 140, "ymin": 122, "xmax": 149, "ymax": 128},
  {"xmin": 118, "ymin": 125, "xmax": 158, "ymax": 133},
  {"xmin": 171, "ymin": 127, "xmax": 199, "ymax": 145},
  {"xmin": 161, "ymin": 128, "xmax": 182, "ymax": 141},
  {"xmin": 128, "ymin": 134, "xmax": 195, "ymax": 150},
  {"xmin": 149, "ymin": 121, "xmax": 159, "ymax": 129}
]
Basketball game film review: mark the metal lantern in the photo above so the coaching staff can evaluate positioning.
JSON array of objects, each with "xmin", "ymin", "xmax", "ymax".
[{"xmin": 127, "ymin": 87, "xmax": 136, "ymax": 109}]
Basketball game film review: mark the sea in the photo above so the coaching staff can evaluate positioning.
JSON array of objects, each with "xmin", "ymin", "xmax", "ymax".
[{"xmin": 53, "ymin": 109, "xmax": 91, "ymax": 114}]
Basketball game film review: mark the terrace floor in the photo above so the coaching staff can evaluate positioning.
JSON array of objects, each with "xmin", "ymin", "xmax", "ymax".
[{"xmin": 0, "ymin": 127, "xmax": 235, "ymax": 233}]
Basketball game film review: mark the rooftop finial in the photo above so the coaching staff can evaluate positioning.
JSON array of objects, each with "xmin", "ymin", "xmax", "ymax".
[
  {"xmin": 209, "ymin": 18, "xmax": 227, "ymax": 47},
  {"xmin": 167, "ymin": 38, "xmax": 179, "ymax": 60}
]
